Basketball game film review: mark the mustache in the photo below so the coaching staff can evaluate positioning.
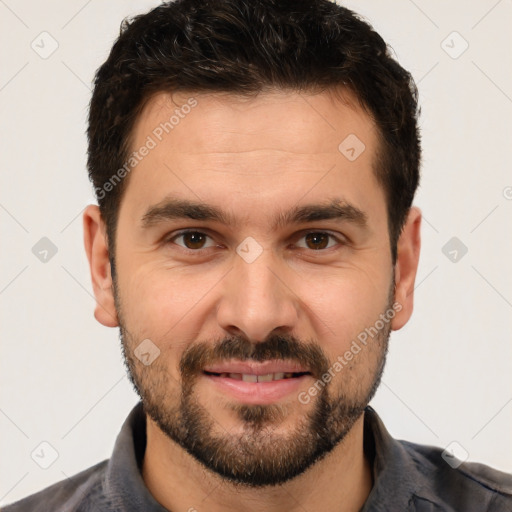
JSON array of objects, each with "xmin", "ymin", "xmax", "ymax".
[{"xmin": 179, "ymin": 333, "xmax": 330, "ymax": 381}]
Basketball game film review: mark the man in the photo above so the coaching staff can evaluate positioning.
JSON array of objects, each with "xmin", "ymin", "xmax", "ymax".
[{"xmin": 4, "ymin": 0, "xmax": 512, "ymax": 510}]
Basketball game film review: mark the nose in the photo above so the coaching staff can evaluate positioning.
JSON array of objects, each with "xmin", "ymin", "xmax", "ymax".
[{"xmin": 216, "ymin": 245, "xmax": 300, "ymax": 343}]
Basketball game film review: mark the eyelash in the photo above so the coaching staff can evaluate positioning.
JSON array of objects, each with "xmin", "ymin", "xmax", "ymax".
[{"xmin": 165, "ymin": 229, "xmax": 345, "ymax": 254}]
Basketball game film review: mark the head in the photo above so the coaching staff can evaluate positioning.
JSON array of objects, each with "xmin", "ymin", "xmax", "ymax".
[{"xmin": 84, "ymin": 0, "xmax": 421, "ymax": 487}]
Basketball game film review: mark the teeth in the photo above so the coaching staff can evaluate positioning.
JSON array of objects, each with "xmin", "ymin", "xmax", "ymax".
[{"xmin": 219, "ymin": 372, "xmax": 295, "ymax": 382}]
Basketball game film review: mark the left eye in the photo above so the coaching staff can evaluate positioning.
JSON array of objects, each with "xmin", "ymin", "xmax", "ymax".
[
  {"xmin": 295, "ymin": 232, "xmax": 340, "ymax": 251},
  {"xmin": 169, "ymin": 230, "xmax": 340, "ymax": 252}
]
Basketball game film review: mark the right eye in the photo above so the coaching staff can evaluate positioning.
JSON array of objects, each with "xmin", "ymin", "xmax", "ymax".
[{"xmin": 167, "ymin": 230, "xmax": 217, "ymax": 251}]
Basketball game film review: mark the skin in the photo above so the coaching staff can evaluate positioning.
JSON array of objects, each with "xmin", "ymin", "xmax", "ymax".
[{"xmin": 83, "ymin": 88, "xmax": 421, "ymax": 512}]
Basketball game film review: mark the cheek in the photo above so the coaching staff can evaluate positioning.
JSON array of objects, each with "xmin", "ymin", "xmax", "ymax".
[
  {"xmin": 117, "ymin": 260, "xmax": 221, "ymax": 343},
  {"xmin": 297, "ymin": 269, "xmax": 391, "ymax": 355},
  {"xmin": 307, "ymin": 276, "xmax": 391, "ymax": 395}
]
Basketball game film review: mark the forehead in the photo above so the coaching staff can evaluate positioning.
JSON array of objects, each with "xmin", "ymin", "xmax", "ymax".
[
  {"xmin": 134, "ymin": 88, "xmax": 376, "ymax": 157},
  {"xmin": 120, "ymin": 88, "xmax": 383, "ymax": 227}
]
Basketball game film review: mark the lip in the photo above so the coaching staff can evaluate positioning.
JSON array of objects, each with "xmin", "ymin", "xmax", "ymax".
[
  {"xmin": 203, "ymin": 359, "xmax": 309, "ymax": 376},
  {"xmin": 202, "ymin": 372, "xmax": 312, "ymax": 404}
]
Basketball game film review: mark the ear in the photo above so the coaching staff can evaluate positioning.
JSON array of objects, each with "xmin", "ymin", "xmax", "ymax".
[
  {"xmin": 83, "ymin": 205, "xmax": 119, "ymax": 328},
  {"xmin": 391, "ymin": 206, "xmax": 421, "ymax": 331}
]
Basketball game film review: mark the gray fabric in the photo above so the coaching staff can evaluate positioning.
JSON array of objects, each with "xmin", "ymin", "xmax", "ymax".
[{"xmin": 4, "ymin": 401, "xmax": 512, "ymax": 511}]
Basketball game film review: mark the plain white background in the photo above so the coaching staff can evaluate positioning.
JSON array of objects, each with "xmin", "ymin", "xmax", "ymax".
[{"xmin": 1, "ymin": 0, "xmax": 511, "ymax": 506}]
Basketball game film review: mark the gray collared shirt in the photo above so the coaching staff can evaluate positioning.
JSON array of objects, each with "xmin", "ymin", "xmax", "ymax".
[{"xmin": 4, "ymin": 401, "xmax": 512, "ymax": 511}]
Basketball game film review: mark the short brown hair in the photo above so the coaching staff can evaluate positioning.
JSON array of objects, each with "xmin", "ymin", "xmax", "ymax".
[{"xmin": 87, "ymin": 0, "xmax": 421, "ymax": 265}]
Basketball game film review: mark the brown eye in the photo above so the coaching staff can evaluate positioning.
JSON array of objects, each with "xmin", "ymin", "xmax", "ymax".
[
  {"xmin": 297, "ymin": 232, "xmax": 339, "ymax": 251},
  {"xmin": 305, "ymin": 232, "xmax": 329, "ymax": 250},
  {"xmin": 172, "ymin": 231, "xmax": 214, "ymax": 250}
]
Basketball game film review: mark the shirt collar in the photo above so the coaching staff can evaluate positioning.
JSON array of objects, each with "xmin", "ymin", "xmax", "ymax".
[
  {"xmin": 104, "ymin": 401, "xmax": 168, "ymax": 511},
  {"xmin": 360, "ymin": 405, "xmax": 421, "ymax": 510}
]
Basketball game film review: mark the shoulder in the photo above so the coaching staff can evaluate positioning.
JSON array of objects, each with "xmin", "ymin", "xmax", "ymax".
[
  {"xmin": 400, "ymin": 440, "xmax": 512, "ymax": 511},
  {"xmin": 2, "ymin": 459, "xmax": 109, "ymax": 512}
]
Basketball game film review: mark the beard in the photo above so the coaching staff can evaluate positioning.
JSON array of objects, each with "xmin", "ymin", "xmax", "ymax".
[{"xmin": 114, "ymin": 279, "xmax": 392, "ymax": 488}]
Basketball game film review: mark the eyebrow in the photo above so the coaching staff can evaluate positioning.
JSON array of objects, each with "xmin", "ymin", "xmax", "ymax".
[{"xmin": 140, "ymin": 197, "xmax": 368, "ymax": 231}]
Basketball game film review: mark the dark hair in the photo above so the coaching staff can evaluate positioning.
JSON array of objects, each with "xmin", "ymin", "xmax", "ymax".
[{"xmin": 87, "ymin": 0, "xmax": 420, "ymax": 265}]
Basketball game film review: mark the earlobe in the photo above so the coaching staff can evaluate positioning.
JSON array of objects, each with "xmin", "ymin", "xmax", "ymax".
[
  {"xmin": 391, "ymin": 206, "xmax": 421, "ymax": 331},
  {"xmin": 83, "ymin": 205, "xmax": 119, "ymax": 328}
]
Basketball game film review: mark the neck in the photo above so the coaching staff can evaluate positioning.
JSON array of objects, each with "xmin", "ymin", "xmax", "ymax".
[{"xmin": 142, "ymin": 412, "xmax": 373, "ymax": 512}]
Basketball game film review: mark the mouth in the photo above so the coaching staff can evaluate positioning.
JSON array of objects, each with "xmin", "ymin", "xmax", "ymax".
[
  {"xmin": 201, "ymin": 361, "xmax": 313, "ymax": 403},
  {"xmin": 203, "ymin": 370, "xmax": 311, "ymax": 382}
]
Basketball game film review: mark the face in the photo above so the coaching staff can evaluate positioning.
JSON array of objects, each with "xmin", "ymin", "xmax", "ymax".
[{"xmin": 85, "ymin": 88, "xmax": 419, "ymax": 487}]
